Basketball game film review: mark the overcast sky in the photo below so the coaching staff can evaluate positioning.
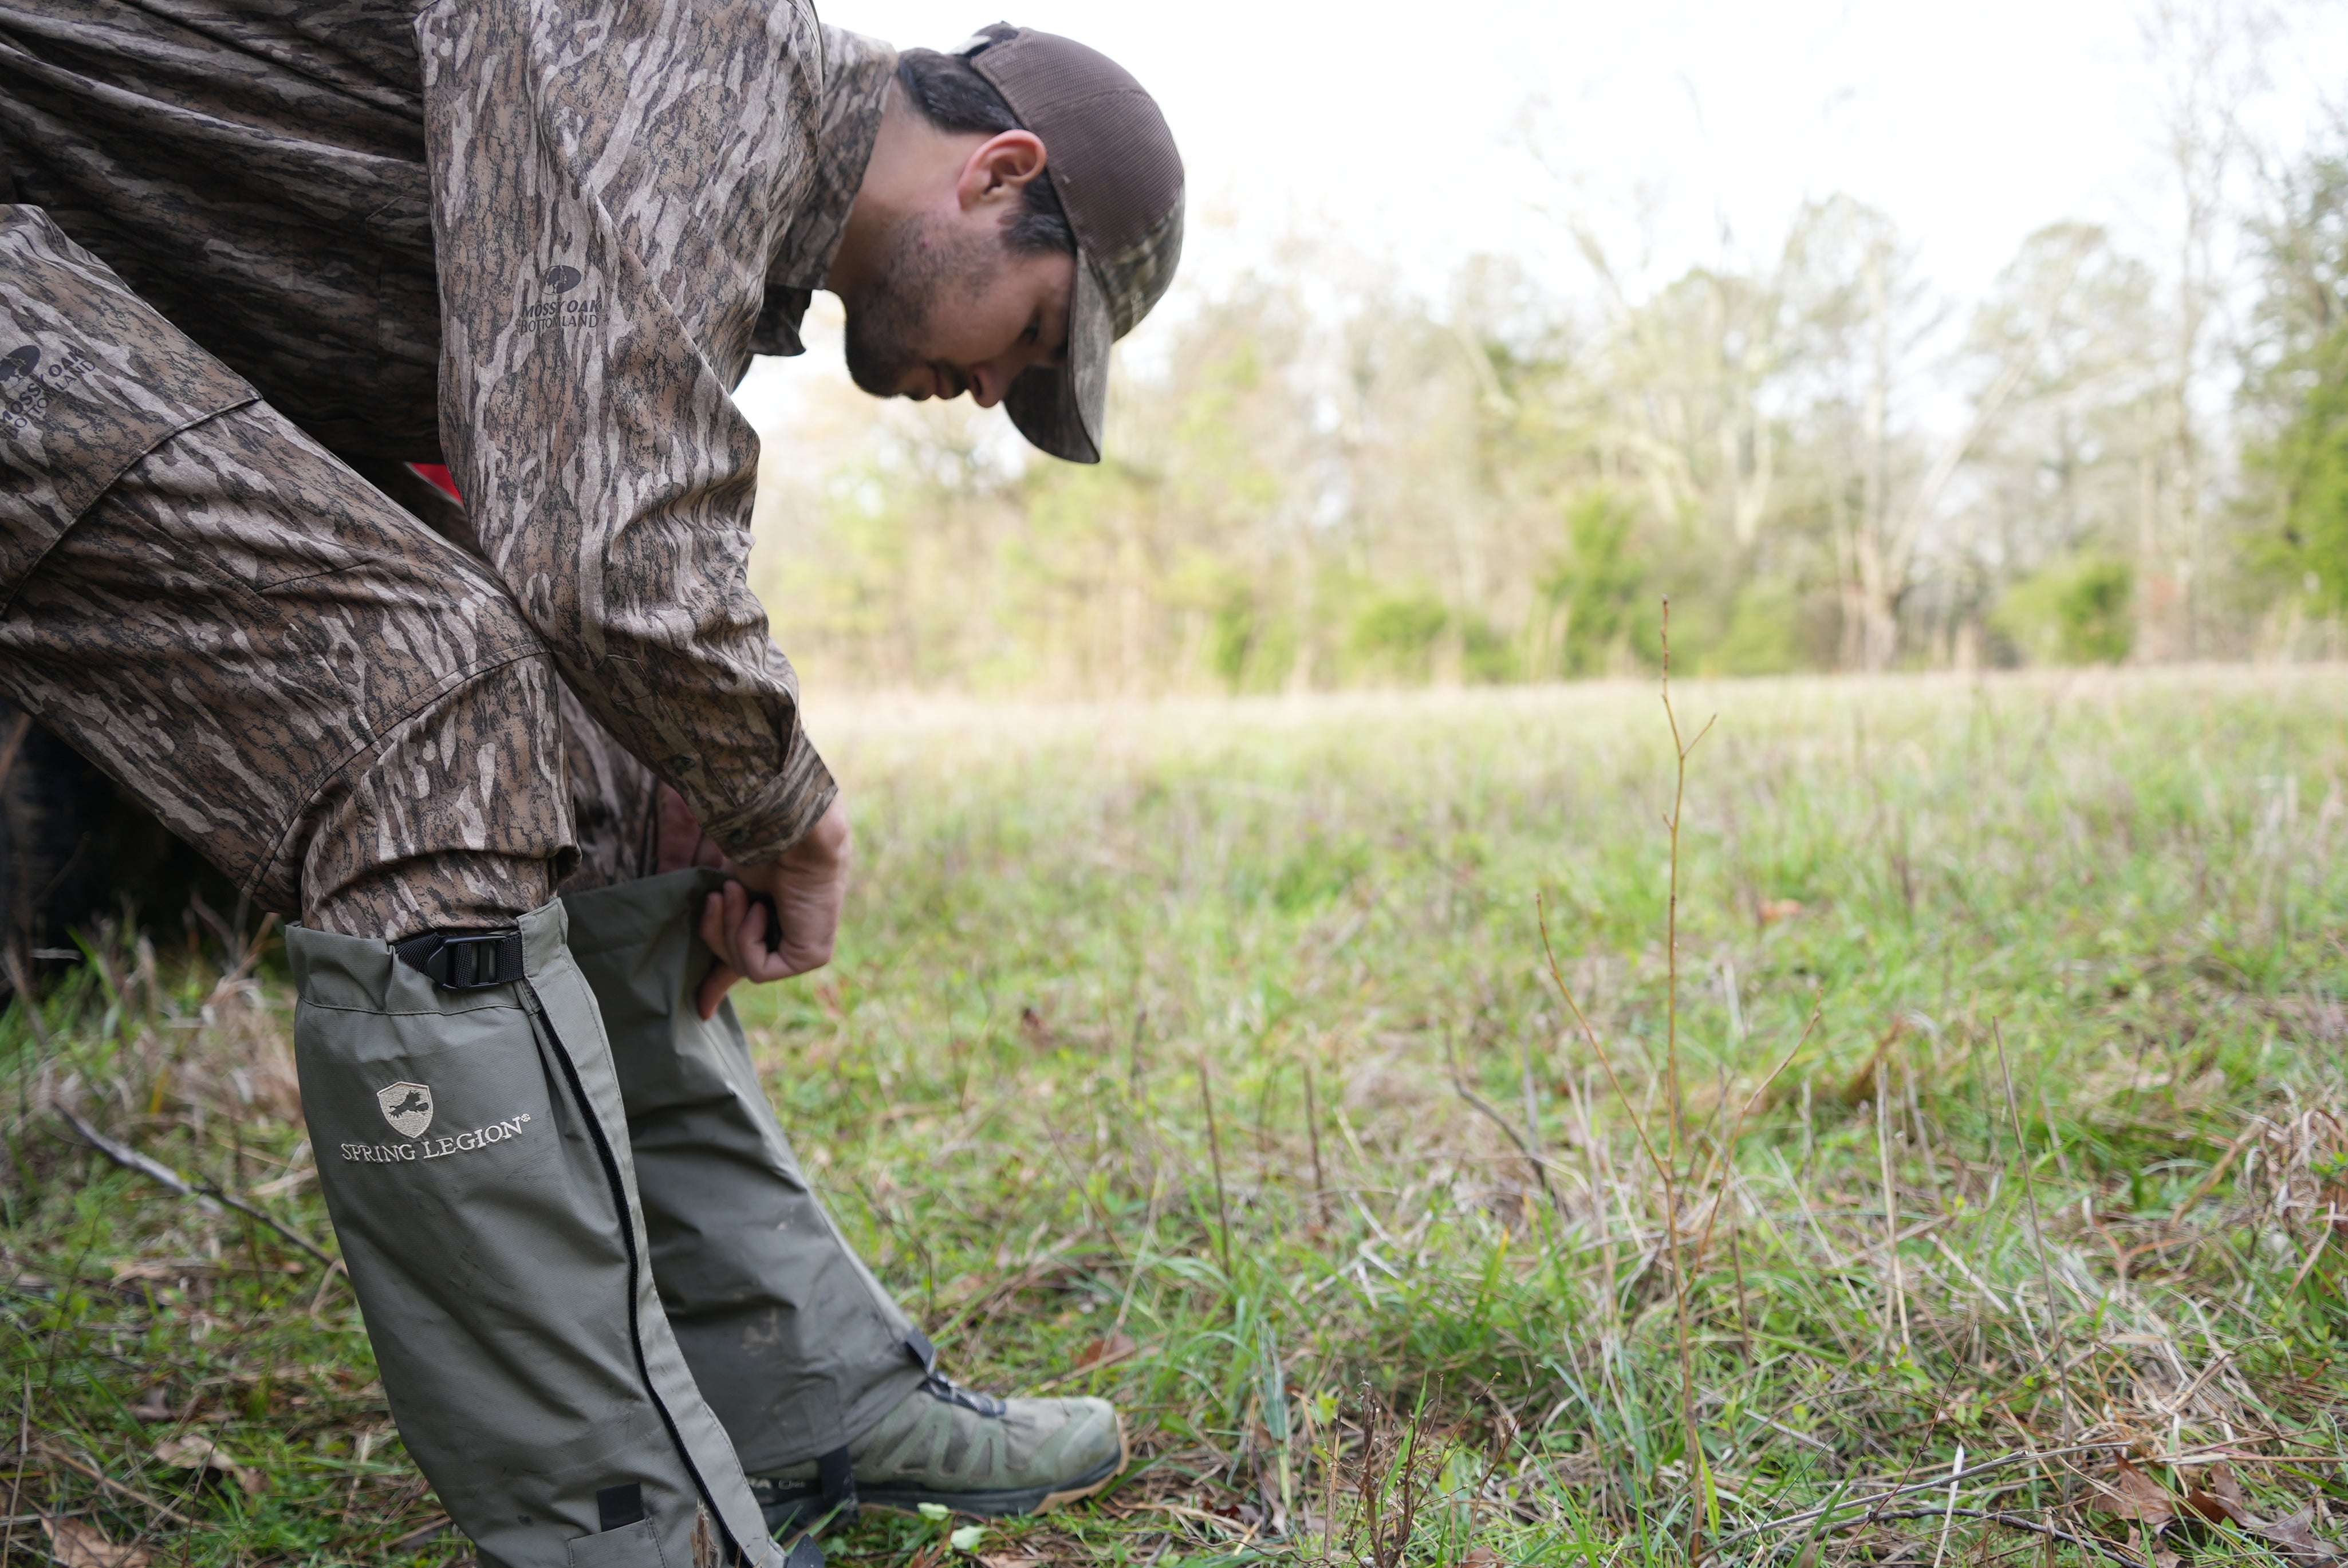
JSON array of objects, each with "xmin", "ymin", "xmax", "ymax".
[{"xmin": 742, "ymin": 0, "xmax": 2348, "ymax": 440}]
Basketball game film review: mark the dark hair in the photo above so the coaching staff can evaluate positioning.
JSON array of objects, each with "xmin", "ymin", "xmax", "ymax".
[{"xmin": 895, "ymin": 45, "xmax": 1076, "ymax": 257}]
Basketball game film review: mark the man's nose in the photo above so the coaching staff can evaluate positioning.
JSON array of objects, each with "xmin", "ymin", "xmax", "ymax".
[{"xmin": 967, "ymin": 345, "xmax": 1048, "ymax": 409}]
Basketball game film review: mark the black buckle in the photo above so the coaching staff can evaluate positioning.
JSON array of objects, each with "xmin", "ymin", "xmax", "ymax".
[{"xmin": 394, "ymin": 929, "xmax": 525, "ymax": 991}]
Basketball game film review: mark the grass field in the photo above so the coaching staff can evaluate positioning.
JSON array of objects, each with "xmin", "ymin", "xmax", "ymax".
[{"xmin": 5, "ymin": 665, "xmax": 2347, "ymax": 1567}]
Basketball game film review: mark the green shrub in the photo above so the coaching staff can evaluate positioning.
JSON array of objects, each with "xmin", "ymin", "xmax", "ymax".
[
  {"xmin": 1348, "ymin": 590, "xmax": 1449, "ymax": 680},
  {"xmin": 1994, "ymin": 555, "xmax": 2135, "ymax": 664},
  {"xmin": 1538, "ymin": 490, "xmax": 1646, "ymax": 676}
]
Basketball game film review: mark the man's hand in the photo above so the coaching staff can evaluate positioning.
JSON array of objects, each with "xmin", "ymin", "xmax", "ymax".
[{"xmin": 687, "ymin": 795, "xmax": 851, "ymax": 1020}]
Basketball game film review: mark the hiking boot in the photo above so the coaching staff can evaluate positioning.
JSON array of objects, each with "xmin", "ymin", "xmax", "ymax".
[{"xmin": 748, "ymin": 1376, "xmax": 1127, "ymax": 1532}]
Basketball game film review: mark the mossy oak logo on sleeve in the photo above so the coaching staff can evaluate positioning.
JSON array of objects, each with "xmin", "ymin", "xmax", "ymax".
[
  {"xmin": 377, "ymin": 1081, "xmax": 434, "ymax": 1138},
  {"xmin": 1, "ymin": 341, "xmax": 98, "ymax": 437},
  {"xmin": 523, "ymin": 263, "xmax": 600, "ymax": 333}
]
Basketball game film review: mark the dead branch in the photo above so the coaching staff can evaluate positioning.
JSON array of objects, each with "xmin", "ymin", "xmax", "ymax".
[{"xmin": 56, "ymin": 1105, "xmax": 333, "ymax": 1267}]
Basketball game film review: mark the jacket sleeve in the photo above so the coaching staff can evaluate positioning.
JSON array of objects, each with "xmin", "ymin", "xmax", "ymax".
[{"xmin": 416, "ymin": 0, "xmax": 833, "ymax": 864}]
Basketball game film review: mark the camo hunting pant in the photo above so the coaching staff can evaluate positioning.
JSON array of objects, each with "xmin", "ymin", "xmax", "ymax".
[{"xmin": 0, "ymin": 207, "xmax": 667, "ymax": 936}]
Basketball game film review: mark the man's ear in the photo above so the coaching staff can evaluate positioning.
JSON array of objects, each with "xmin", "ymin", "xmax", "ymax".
[{"xmin": 956, "ymin": 129, "xmax": 1048, "ymax": 213}]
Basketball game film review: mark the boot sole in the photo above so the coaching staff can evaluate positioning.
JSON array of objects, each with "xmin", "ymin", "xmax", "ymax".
[{"xmin": 761, "ymin": 1415, "xmax": 1130, "ymax": 1528}]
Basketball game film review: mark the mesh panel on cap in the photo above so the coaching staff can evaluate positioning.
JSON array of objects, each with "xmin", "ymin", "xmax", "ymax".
[
  {"xmin": 972, "ymin": 33, "xmax": 1183, "ymax": 261},
  {"xmin": 963, "ymin": 26, "xmax": 1185, "ymax": 463}
]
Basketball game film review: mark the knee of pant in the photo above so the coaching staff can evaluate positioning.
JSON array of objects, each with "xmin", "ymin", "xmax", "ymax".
[{"xmin": 296, "ymin": 654, "xmax": 580, "ymax": 936}]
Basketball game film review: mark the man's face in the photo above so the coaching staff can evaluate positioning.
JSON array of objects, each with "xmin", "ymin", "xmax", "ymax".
[{"xmin": 840, "ymin": 208, "xmax": 1075, "ymax": 410}]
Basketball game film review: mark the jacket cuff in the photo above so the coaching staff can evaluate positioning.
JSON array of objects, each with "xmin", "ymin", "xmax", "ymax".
[{"xmin": 700, "ymin": 730, "xmax": 838, "ymax": 866}]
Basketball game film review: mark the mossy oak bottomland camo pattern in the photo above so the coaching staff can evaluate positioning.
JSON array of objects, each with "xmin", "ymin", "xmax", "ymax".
[
  {"xmin": 0, "ymin": 212, "xmax": 566, "ymax": 936},
  {"xmin": 0, "ymin": 2, "xmax": 895, "ymax": 919},
  {"xmin": 1, "ymin": 8, "xmax": 1027, "ymax": 1566}
]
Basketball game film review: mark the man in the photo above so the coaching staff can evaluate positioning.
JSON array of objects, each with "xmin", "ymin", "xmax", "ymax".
[{"xmin": 0, "ymin": 2, "xmax": 1181, "ymax": 1564}]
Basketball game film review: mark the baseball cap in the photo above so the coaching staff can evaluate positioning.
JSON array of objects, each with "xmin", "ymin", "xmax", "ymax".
[{"xmin": 953, "ymin": 23, "xmax": 1184, "ymax": 464}]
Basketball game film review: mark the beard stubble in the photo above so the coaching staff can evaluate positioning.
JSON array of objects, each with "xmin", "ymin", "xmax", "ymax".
[{"xmin": 841, "ymin": 211, "xmax": 997, "ymax": 397}]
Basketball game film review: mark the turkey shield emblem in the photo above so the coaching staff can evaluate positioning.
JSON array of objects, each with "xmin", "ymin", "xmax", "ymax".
[{"xmin": 377, "ymin": 1082, "xmax": 435, "ymax": 1139}]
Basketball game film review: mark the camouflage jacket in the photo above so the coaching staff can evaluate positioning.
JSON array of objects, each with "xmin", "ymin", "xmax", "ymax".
[{"xmin": 0, "ymin": 0, "xmax": 892, "ymax": 863}]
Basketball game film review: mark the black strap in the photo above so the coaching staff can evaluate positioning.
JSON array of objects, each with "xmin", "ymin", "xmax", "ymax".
[
  {"xmin": 902, "ymin": 1330, "xmax": 1004, "ymax": 1416},
  {"xmin": 815, "ymin": 1445, "xmax": 856, "ymax": 1525},
  {"xmin": 779, "ymin": 1535, "xmax": 825, "ymax": 1568},
  {"xmin": 596, "ymin": 1483, "xmax": 645, "ymax": 1532},
  {"xmin": 394, "ymin": 929, "xmax": 525, "ymax": 990}
]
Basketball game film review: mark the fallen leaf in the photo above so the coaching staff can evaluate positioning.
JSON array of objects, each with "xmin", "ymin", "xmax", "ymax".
[
  {"xmin": 977, "ymin": 1559, "xmax": 1046, "ymax": 1567},
  {"xmin": 2169, "ymin": 1462, "xmax": 2343, "ymax": 1565},
  {"xmin": 153, "ymin": 1432, "xmax": 266, "ymax": 1495},
  {"xmin": 1829, "ymin": 1017, "xmax": 1911, "ymax": 1108},
  {"xmin": 40, "ymin": 1517, "xmax": 152, "ymax": 1568},
  {"xmin": 948, "ymin": 1523, "xmax": 986, "ymax": 1552},
  {"xmin": 2254, "ymin": 1507, "xmax": 2345, "ymax": 1567},
  {"xmin": 2085, "ymin": 1459, "xmax": 2175, "ymax": 1526},
  {"xmin": 1073, "ymin": 1331, "xmax": 1138, "ymax": 1370},
  {"xmin": 1759, "ymin": 898, "xmax": 1806, "ymax": 925},
  {"xmin": 2184, "ymin": 1461, "xmax": 2254, "ymax": 1528}
]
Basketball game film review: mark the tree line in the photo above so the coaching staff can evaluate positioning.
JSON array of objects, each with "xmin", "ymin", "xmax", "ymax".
[{"xmin": 754, "ymin": 10, "xmax": 2348, "ymax": 694}]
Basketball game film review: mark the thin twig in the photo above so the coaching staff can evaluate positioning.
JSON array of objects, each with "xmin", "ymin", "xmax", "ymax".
[
  {"xmin": 1039, "ymin": 1114, "xmax": 1126, "ymax": 1263},
  {"xmin": 1878, "ymin": 1058, "xmax": 1910, "ymax": 1350},
  {"xmin": 387, "ymin": 1515, "xmax": 454, "ymax": 1550},
  {"xmin": 1538, "ymin": 898, "xmax": 1668, "ymax": 1187},
  {"xmin": 1302, "ymin": 1055, "xmax": 1327, "ymax": 1225},
  {"xmin": 56, "ymin": 1105, "xmax": 333, "ymax": 1267},
  {"xmin": 1818, "ymin": 1507, "xmax": 2149, "ymax": 1568},
  {"xmin": 1994, "ymin": 1021, "xmax": 2070, "ymax": 1417},
  {"xmin": 1932, "ymin": 1444, "xmax": 1967, "ymax": 1568},
  {"xmin": 2176, "ymin": 1121, "xmax": 2260, "ymax": 1211},
  {"xmin": 1692, "ymin": 999, "xmax": 1825, "ymax": 1271},
  {"xmin": 33, "ymin": 1443, "xmax": 196, "ymax": 1528},
  {"xmin": 1197, "ymin": 1054, "xmax": 1235, "ymax": 1290},
  {"xmin": 1712, "ymin": 1443, "xmax": 2134, "ymax": 1549},
  {"xmin": 1444, "ymin": 1029, "xmax": 1558, "ymax": 1212},
  {"xmin": 1658, "ymin": 596, "xmax": 1713, "ymax": 1554}
]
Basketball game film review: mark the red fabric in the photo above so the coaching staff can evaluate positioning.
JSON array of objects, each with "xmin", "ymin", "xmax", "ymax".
[{"xmin": 407, "ymin": 462, "xmax": 461, "ymax": 502}]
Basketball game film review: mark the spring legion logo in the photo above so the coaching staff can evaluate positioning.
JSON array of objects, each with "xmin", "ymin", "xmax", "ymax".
[
  {"xmin": 342, "ymin": 1080, "xmax": 534, "ymax": 1166},
  {"xmin": 377, "ymin": 1081, "xmax": 434, "ymax": 1138}
]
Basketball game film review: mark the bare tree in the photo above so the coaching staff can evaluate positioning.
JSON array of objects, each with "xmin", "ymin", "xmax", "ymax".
[{"xmin": 2133, "ymin": 0, "xmax": 2291, "ymax": 655}]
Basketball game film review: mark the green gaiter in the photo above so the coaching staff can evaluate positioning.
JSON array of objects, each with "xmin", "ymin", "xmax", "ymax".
[
  {"xmin": 562, "ymin": 869, "xmax": 924, "ymax": 1474},
  {"xmin": 290, "ymin": 900, "xmax": 777, "ymax": 1568}
]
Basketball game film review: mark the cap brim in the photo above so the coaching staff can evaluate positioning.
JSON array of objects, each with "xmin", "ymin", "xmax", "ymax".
[{"xmin": 1006, "ymin": 254, "xmax": 1111, "ymax": 464}]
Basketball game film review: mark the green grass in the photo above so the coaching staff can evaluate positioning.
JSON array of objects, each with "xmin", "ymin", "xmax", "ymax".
[{"xmin": 6, "ymin": 666, "xmax": 2347, "ymax": 1566}]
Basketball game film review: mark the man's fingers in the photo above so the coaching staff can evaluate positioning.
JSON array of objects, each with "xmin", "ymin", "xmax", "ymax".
[
  {"xmin": 698, "ymin": 889, "xmax": 734, "ymax": 964},
  {"xmin": 699, "ymin": 884, "xmax": 791, "ymax": 992},
  {"xmin": 695, "ymin": 958, "xmax": 740, "ymax": 1021},
  {"xmin": 731, "ymin": 898, "xmax": 789, "ymax": 982},
  {"xmin": 695, "ymin": 809, "xmax": 850, "ymax": 1003}
]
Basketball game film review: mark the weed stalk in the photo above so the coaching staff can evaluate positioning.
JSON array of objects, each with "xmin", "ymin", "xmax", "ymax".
[
  {"xmin": 1657, "ymin": 597, "xmax": 1716, "ymax": 1550},
  {"xmin": 1303, "ymin": 1054, "xmax": 1327, "ymax": 1226},
  {"xmin": 1199, "ymin": 1052, "xmax": 1235, "ymax": 1293}
]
